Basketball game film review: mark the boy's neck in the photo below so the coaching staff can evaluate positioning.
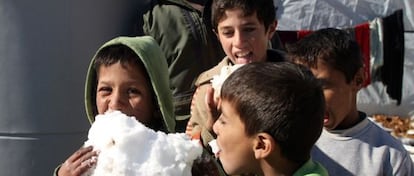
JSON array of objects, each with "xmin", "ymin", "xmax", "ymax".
[
  {"xmin": 261, "ymin": 155, "xmax": 304, "ymax": 176},
  {"xmin": 335, "ymin": 109, "xmax": 362, "ymax": 130}
]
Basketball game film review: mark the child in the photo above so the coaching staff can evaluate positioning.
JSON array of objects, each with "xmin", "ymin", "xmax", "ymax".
[
  {"xmin": 286, "ymin": 28, "xmax": 414, "ymax": 175},
  {"xmin": 55, "ymin": 36, "xmax": 175, "ymax": 176},
  {"xmin": 187, "ymin": 0, "xmax": 285, "ymax": 147},
  {"xmin": 213, "ymin": 62, "xmax": 328, "ymax": 176}
]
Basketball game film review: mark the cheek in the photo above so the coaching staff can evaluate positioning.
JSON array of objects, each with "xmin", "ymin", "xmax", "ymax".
[
  {"xmin": 218, "ymin": 35, "xmax": 231, "ymax": 46},
  {"xmin": 220, "ymin": 135, "xmax": 250, "ymax": 175},
  {"xmin": 323, "ymin": 90, "xmax": 335, "ymax": 105},
  {"xmin": 251, "ymin": 41, "xmax": 268, "ymax": 60},
  {"xmin": 220, "ymin": 129, "xmax": 242, "ymax": 153},
  {"xmin": 213, "ymin": 121, "xmax": 219, "ymax": 134},
  {"xmin": 220, "ymin": 39, "xmax": 232, "ymax": 52},
  {"xmin": 130, "ymin": 97, "xmax": 154, "ymax": 122},
  {"xmin": 95, "ymin": 96, "xmax": 108, "ymax": 114}
]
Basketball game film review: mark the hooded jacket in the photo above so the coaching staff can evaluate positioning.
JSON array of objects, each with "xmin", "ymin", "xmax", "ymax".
[
  {"xmin": 53, "ymin": 36, "xmax": 176, "ymax": 175},
  {"xmin": 84, "ymin": 36, "xmax": 175, "ymax": 133}
]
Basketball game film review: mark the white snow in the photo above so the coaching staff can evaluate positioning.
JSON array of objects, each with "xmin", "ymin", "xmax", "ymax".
[
  {"xmin": 82, "ymin": 111, "xmax": 203, "ymax": 176},
  {"xmin": 210, "ymin": 64, "xmax": 245, "ymax": 102}
]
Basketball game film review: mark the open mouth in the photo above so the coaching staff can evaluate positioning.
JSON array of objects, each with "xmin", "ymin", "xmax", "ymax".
[
  {"xmin": 209, "ymin": 139, "xmax": 221, "ymax": 158},
  {"xmin": 234, "ymin": 51, "xmax": 253, "ymax": 64}
]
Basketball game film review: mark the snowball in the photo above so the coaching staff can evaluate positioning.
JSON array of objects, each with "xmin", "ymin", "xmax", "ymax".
[
  {"xmin": 210, "ymin": 64, "xmax": 244, "ymax": 102},
  {"xmin": 208, "ymin": 139, "xmax": 220, "ymax": 158},
  {"xmin": 82, "ymin": 111, "xmax": 203, "ymax": 176}
]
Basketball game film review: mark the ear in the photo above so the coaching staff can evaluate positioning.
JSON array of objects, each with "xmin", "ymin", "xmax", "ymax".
[
  {"xmin": 253, "ymin": 133, "xmax": 275, "ymax": 159},
  {"xmin": 266, "ymin": 20, "xmax": 277, "ymax": 40},
  {"xmin": 352, "ymin": 68, "xmax": 365, "ymax": 91}
]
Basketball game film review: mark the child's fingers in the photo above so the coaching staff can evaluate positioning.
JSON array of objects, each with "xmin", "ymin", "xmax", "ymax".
[
  {"xmin": 67, "ymin": 146, "xmax": 93, "ymax": 163},
  {"xmin": 205, "ymin": 86, "xmax": 215, "ymax": 110},
  {"xmin": 205, "ymin": 86, "xmax": 220, "ymax": 132},
  {"xmin": 185, "ymin": 122, "xmax": 194, "ymax": 136},
  {"xmin": 206, "ymin": 86, "xmax": 220, "ymax": 121},
  {"xmin": 59, "ymin": 146, "xmax": 97, "ymax": 176}
]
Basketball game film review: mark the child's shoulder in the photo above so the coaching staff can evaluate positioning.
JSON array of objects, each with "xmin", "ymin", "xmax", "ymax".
[
  {"xmin": 195, "ymin": 57, "xmax": 232, "ymax": 86},
  {"xmin": 293, "ymin": 159, "xmax": 329, "ymax": 176}
]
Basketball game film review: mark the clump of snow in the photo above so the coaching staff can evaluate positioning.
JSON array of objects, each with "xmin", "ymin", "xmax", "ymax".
[
  {"xmin": 208, "ymin": 139, "xmax": 220, "ymax": 158},
  {"xmin": 82, "ymin": 111, "xmax": 203, "ymax": 176},
  {"xmin": 210, "ymin": 64, "xmax": 245, "ymax": 102}
]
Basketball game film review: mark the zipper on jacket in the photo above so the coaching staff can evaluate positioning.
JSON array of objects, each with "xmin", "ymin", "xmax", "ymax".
[{"xmin": 181, "ymin": 8, "xmax": 207, "ymax": 45}]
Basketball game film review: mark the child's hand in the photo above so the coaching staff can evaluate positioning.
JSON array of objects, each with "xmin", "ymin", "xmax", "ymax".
[
  {"xmin": 58, "ymin": 146, "xmax": 97, "ymax": 176},
  {"xmin": 185, "ymin": 120, "xmax": 194, "ymax": 137},
  {"xmin": 187, "ymin": 87, "xmax": 203, "ymax": 137},
  {"xmin": 205, "ymin": 85, "xmax": 221, "ymax": 133}
]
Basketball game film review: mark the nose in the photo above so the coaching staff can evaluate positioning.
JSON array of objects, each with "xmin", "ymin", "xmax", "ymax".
[
  {"xmin": 108, "ymin": 90, "xmax": 125, "ymax": 111},
  {"xmin": 233, "ymin": 30, "xmax": 246, "ymax": 48}
]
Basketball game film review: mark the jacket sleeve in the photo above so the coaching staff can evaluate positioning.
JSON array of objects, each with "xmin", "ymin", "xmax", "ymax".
[{"xmin": 52, "ymin": 164, "xmax": 62, "ymax": 176}]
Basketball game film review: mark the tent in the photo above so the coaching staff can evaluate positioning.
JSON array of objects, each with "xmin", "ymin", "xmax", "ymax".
[{"xmin": 275, "ymin": 0, "xmax": 414, "ymax": 118}]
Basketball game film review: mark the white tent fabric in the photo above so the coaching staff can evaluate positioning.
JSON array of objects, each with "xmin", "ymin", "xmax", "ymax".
[{"xmin": 275, "ymin": 0, "xmax": 414, "ymax": 118}]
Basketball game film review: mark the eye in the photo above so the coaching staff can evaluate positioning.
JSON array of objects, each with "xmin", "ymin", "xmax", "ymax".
[
  {"xmin": 97, "ymin": 86, "xmax": 112, "ymax": 95},
  {"xmin": 220, "ymin": 29, "xmax": 234, "ymax": 37},
  {"xmin": 217, "ymin": 116, "xmax": 226, "ymax": 125},
  {"xmin": 243, "ymin": 27, "xmax": 255, "ymax": 33},
  {"xmin": 127, "ymin": 88, "xmax": 141, "ymax": 96}
]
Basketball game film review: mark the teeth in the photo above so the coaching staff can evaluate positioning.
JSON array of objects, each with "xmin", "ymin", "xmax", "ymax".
[{"xmin": 236, "ymin": 52, "xmax": 250, "ymax": 58}]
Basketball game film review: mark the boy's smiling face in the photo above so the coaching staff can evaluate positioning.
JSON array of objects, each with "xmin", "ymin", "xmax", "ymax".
[
  {"xmin": 216, "ymin": 8, "xmax": 275, "ymax": 64},
  {"xmin": 95, "ymin": 61, "xmax": 155, "ymax": 125},
  {"xmin": 213, "ymin": 100, "xmax": 257, "ymax": 175}
]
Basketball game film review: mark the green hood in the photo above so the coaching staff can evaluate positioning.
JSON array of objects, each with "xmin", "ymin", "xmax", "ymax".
[{"xmin": 84, "ymin": 36, "xmax": 175, "ymax": 132}]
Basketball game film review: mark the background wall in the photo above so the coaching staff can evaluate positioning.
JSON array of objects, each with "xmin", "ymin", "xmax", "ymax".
[{"xmin": 0, "ymin": 0, "xmax": 149, "ymax": 175}]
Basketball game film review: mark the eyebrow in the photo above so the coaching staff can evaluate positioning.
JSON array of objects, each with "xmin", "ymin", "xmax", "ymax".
[{"xmin": 219, "ymin": 21, "xmax": 258, "ymax": 29}]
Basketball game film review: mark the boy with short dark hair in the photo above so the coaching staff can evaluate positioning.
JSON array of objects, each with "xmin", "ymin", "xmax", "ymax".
[
  {"xmin": 287, "ymin": 28, "xmax": 414, "ymax": 175},
  {"xmin": 55, "ymin": 36, "xmax": 176, "ymax": 176},
  {"xmin": 55, "ymin": 36, "xmax": 225, "ymax": 176},
  {"xmin": 187, "ymin": 0, "xmax": 285, "ymax": 147},
  {"xmin": 213, "ymin": 62, "xmax": 328, "ymax": 176}
]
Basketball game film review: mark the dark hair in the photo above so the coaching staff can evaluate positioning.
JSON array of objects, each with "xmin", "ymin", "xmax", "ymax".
[
  {"xmin": 211, "ymin": 0, "xmax": 276, "ymax": 31},
  {"xmin": 286, "ymin": 28, "xmax": 363, "ymax": 83},
  {"xmin": 221, "ymin": 62, "xmax": 325, "ymax": 163},
  {"xmin": 92, "ymin": 44, "xmax": 164, "ymax": 131},
  {"xmin": 94, "ymin": 44, "xmax": 143, "ymax": 73}
]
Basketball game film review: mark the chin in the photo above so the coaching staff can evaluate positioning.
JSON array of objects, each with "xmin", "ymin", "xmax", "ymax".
[{"xmin": 323, "ymin": 122, "xmax": 334, "ymax": 130}]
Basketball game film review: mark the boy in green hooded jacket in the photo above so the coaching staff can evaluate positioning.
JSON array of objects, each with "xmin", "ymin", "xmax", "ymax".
[
  {"xmin": 55, "ymin": 36, "xmax": 175, "ymax": 175},
  {"xmin": 54, "ymin": 36, "xmax": 226, "ymax": 176}
]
